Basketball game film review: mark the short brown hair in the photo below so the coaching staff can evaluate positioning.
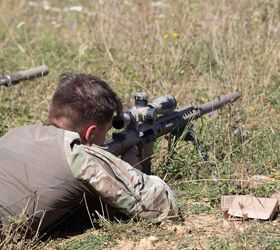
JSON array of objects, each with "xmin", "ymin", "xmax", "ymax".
[{"xmin": 48, "ymin": 72, "xmax": 122, "ymax": 132}]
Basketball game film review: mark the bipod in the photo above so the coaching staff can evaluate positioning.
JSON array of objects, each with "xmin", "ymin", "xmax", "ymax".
[{"xmin": 172, "ymin": 124, "xmax": 212, "ymax": 173}]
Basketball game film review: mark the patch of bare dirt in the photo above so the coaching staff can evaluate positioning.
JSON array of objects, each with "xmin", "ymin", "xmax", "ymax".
[
  {"xmin": 108, "ymin": 212, "xmax": 273, "ymax": 250},
  {"xmin": 109, "ymin": 236, "xmax": 176, "ymax": 250}
]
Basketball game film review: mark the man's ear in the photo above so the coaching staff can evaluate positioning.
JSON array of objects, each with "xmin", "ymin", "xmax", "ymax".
[{"xmin": 84, "ymin": 125, "xmax": 96, "ymax": 142}]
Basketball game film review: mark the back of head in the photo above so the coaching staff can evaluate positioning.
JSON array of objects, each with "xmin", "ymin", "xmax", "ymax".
[{"xmin": 48, "ymin": 72, "xmax": 122, "ymax": 133}]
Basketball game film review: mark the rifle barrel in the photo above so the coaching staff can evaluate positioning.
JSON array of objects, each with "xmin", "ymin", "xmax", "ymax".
[
  {"xmin": 199, "ymin": 92, "xmax": 241, "ymax": 115},
  {"xmin": 0, "ymin": 65, "xmax": 49, "ymax": 86}
]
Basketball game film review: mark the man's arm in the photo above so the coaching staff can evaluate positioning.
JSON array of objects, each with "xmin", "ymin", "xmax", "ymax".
[{"xmin": 63, "ymin": 131, "xmax": 178, "ymax": 222}]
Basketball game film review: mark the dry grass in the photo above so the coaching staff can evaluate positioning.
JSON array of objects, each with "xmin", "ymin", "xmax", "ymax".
[{"xmin": 1, "ymin": 0, "xmax": 280, "ymax": 249}]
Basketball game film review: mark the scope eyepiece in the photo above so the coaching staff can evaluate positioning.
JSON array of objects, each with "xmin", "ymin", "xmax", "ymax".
[{"xmin": 112, "ymin": 113, "xmax": 132, "ymax": 129}]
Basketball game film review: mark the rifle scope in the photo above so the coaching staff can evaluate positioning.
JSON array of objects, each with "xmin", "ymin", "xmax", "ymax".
[
  {"xmin": 0, "ymin": 65, "xmax": 49, "ymax": 87},
  {"xmin": 113, "ymin": 93, "xmax": 177, "ymax": 129}
]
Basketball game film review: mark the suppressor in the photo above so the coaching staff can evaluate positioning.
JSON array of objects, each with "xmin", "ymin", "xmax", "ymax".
[{"xmin": 0, "ymin": 65, "xmax": 49, "ymax": 86}]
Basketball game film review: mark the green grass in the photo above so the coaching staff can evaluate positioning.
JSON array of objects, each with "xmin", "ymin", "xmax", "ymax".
[
  {"xmin": 1, "ymin": 0, "xmax": 280, "ymax": 249},
  {"xmin": 55, "ymin": 234, "xmax": 114, "ymax": 250}
]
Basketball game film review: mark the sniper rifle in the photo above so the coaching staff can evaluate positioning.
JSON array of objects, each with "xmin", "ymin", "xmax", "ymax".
[{"xmin": 104, "ymin": 92, "xmax": 241, "ymax": 174}]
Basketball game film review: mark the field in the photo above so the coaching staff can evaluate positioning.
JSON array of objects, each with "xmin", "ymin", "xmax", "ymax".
[{"xmin": 0, "ymin": 0, "xmax": 280, "ymax": 249}]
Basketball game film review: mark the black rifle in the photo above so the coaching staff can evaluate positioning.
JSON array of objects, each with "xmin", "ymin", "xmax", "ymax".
[
  {"xmin": 104, "ymin": 92, "xmax": 241, "ymax": 174},
  {"xmin": 0, "ymin": 65, "xmax": 49, "ymax": 87}
]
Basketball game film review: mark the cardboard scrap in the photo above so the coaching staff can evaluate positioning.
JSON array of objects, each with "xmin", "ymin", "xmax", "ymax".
[
  {"xmin": 221, "ymin": 195, "xmax": 237, "ymax": 212},
  {"xmin": 271, "ymin": 192, "xmax": 280, "ymax": 210},
  {"xmin": 221, "ymin": 195, "xmax": 278, "ymax": 220}
]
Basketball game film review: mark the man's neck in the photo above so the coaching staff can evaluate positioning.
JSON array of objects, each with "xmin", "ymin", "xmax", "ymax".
[{"xmin": 48, "ymin": 117, "xmax": 72, "ymax": 131}]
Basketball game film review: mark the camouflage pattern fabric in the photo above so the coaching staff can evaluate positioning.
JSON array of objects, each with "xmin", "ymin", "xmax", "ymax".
[{"xmin": 64, "ymin": 131, "xmax": 178, "ymax": 222}]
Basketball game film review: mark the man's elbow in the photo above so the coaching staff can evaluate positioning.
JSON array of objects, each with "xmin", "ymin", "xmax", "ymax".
[{"xmin": 133, "ymin": 175, "xmax": 178, "ymax": 222}]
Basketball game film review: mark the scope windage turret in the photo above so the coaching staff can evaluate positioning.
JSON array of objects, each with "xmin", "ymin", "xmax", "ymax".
[
  {"xmin": 112, "ymin": 94, "xmax": 177, "ymax": 129},
  {"xmin": 135, "ymin": 92, "xmax": 149, "ymax": 107}
]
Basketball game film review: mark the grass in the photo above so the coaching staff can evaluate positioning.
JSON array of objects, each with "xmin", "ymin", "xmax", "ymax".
[{"xmin": 1, "ymin": 0, "xmax": 280, "ymax": 249}]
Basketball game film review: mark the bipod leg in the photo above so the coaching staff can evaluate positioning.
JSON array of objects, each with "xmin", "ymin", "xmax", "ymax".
[
  {"xmin": 184, "ymin": 128, "xmax": 208, "ymax": 162},
  {"xmin": 173, "ymin": 125, "xmax": 212, "ymax": 173},
  {"xmin": 185, "ymin": 128, "xmax": 214, "ymax": 173}
]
